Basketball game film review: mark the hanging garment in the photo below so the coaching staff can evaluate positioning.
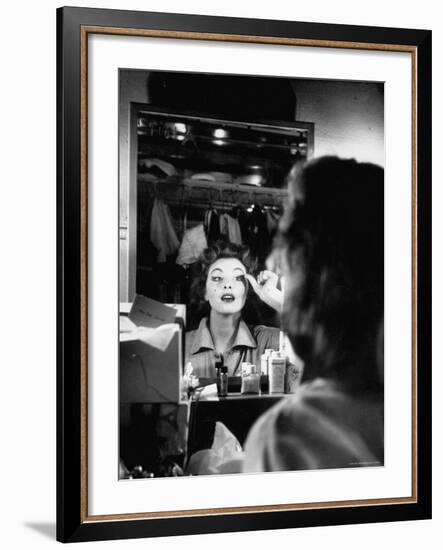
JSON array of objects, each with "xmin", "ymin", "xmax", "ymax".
[
  {"xmin": 219, "ymin": 213, "xmax": 242, "ymax": 245},
  {"xmin": 150, "ymin": 197, "xmax": 180, "ymax": 262},
  {"xmin": 265, "ymin": 209, "xmax": 280, "ymax": 236},
  {"xmin": 228, "ymin": 214, "xmax": 242, "ymax": 245},
  {"xmin": 219, "ymin": 213, "xmax": 229, "ymax": 239},
  {"xmin": 175, "ymin": 208, "xmax": 188, "ymax": 241},
  {"xmin": 241, "ymin": 206, "xmax": 270, "ymax": 263},
  {"xmin": 137, "ymin": 195, "xmax": 157, "ymax": 267},
  {"xmin": 176, "ymin": 224, "xmax": 208, "ymax": 266},
  {"xmin": 238, "ymin": 208, "xmax": 249, "ymax": 245},
  {"xmin": 205, "ymin": 209, "xmax": 220, "ymax": 243}
]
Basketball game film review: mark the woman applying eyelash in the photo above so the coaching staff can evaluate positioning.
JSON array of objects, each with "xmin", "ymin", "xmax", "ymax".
[{"xmin": 185, "ymin": 240, "xmax": 285, "ymax": 378}]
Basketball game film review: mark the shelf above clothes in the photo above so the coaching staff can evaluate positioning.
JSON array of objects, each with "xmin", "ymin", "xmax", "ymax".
[{"xmin": 138, "ymin": 175, "xmax": 287, "ymax": 211}]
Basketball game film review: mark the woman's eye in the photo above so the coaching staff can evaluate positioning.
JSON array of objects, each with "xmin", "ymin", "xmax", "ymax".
[
  {"xmin": 236, "ymin": 275, "xmax": 245, "ymax": 282},
  {"xmin": 211, "ymin": 277, "xmax": 222, "ymax": 282}
]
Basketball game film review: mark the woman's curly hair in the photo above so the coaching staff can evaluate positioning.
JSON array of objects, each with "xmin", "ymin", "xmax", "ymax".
[{"xmin": 276, "ymin": 156, "xmax": 384, "ymax": 395}]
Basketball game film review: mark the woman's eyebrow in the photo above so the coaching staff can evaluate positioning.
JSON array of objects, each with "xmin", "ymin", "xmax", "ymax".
[
  {"xmin": 209, "ymin": 267, "xmax": 223, "ymax": 275},
  {"xmin": 233, "ymin": 267, "xmax": 246, "ymax": 273}
]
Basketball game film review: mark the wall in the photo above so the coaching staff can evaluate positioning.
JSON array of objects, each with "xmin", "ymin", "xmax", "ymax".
[{"xmin": 292, "ymin": 79, "xmax": 384, "ymax": 166}]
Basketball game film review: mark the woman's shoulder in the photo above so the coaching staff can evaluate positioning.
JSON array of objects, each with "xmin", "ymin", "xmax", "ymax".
[
  {"xmin": 251, "ymin": 324, "xmax": 280, "ymax": 337},
  {"xmin": 246, "ymin": 380, "xmax": 373, "ymax": 437},
  {"xmin": 250, "ymin": 324, "xmax": 280, "ymax": 348},
  {"xmin": 244, "ymin": 379, "xmax": 384, "ymax": 472},
  {"xmin": 185, "ymin": 326, "xmax": 198, "ymax": 344},
  {"xmin": 185, "ymin": 318, "xmax": 209, "ymax": 356}
]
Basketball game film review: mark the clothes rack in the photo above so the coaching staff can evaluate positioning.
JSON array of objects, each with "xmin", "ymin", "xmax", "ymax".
[{"xmin": 137, "ymin": 177, "xmax": 286, "ymax": 211}]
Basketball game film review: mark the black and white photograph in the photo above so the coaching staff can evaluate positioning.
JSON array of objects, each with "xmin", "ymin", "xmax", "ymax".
[
  {"xmin": 118, "ymin": 69, "xmax": 385, "ymax": 480},
  {"xmin": 1, "ymin": 0, "xmax": 437, "ymax": 546}
]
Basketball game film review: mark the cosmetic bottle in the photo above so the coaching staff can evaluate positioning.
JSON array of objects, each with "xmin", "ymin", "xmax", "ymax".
[
  {"xmin": 215, "ymin": 354, "xmax": 228, "ymax": 397},
  {"xmin": 218, "ymin": 365, "xmax": 228, "ymax": 397},
  {"xmin": 241, "ymin": 364, "xmax": 260, "ymax": 395},
  {"xmin": 260, "ymin": 349, "xmax": 273, "ymax": 376},
  {"xmin": 284, "ymin": 362, "xmax": 302, "ymax": 394},
  {"xmin": 269, "ymin": 351, "xmax": 285, "ymax": 393}
]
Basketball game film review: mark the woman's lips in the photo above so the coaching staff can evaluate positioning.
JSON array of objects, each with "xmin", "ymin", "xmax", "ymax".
[{"xmin": 221, "ymin": 293, "xmax": 235, "ymax": 302}]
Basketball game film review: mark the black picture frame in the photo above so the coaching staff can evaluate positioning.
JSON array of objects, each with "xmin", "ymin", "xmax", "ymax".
[{"xmin": 57, "ymin": 6, "xmax": 432, "ymax": 543}]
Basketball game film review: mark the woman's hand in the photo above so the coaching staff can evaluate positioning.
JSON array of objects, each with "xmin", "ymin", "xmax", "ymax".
[{"xmin": 246, "ymin": 270, "xmax": 283, "ymax": 312}]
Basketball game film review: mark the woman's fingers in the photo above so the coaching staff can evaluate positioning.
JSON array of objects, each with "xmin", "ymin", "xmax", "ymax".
[
  {"xmin": 246, "ymin": 272, "xmax": 283, "ymax": 312},
  {"xmin": 247, "ymin": 271, "xmax": 278, "ymax": 292},
  {"xmin": 257, "ymin": 270, "xmax": 278, "ymax": 287}
]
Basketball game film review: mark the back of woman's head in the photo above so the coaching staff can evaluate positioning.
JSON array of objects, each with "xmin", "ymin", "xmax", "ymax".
[{"xmin": 277, "ymin": 156, "xmax": 384, "ymax": 394}]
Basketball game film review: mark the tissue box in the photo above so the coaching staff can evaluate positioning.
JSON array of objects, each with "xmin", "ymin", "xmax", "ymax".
[{"xmin": 120, "ymin": 324, "xmax": 183, "ymax": 404}]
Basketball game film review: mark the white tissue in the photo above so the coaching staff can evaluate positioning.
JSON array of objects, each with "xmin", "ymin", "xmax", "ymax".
[
  {"xmin": 119, "ymin": 322, "xmax": 177, "ymax": 352},
  {"xmin": 199, "ymin": 383, "xmax": 219, "ymax": 401}
]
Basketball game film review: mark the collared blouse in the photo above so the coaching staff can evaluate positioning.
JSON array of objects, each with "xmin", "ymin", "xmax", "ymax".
[{"xmin": 185, "ymin": 317, "xmax": 280, "ymax": 378}]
